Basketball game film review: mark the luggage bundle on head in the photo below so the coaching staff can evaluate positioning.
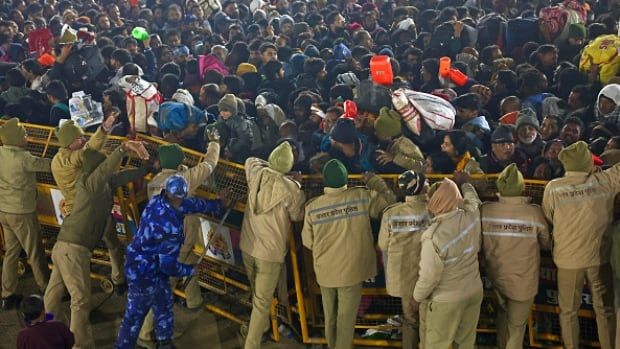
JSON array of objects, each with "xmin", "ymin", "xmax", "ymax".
[
  {"xmin": 391, "ymin": 88, "xmax": 456, "ymax": 136},
  {"xmin": 118, "ymin": 75, "xmax": 163, "ymax": 137},
  {"xmin": 506, "ymin": 17, "xmax": 539, "ymax": 53},
  {"xmin": 539, "ymin": 0, "xmax": 586, "ymax": 44},
  {"xmin": 476, "ymin": 13, "xmax": 507, "ymax": 49},
  {"xmin": 354, "ymin": 80, "xmax": 392, "ymax": 115},
  {"xmin": 63, "ymin": 45, "xmax": 106, "ymax": 83},
  {"xmin": 579, "ymin": 34, "xmax": 620, "ymax": 84}
]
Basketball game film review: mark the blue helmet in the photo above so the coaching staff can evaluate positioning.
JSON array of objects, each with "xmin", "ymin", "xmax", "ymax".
[{"xmin": 165, "ymin": 175, "xmax": 188, "ymax": 199}]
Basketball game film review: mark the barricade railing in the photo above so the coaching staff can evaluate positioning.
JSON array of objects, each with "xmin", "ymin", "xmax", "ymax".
[{"xmin": 0, "ymin": 121, "xmax": 609, "ymax": 347}]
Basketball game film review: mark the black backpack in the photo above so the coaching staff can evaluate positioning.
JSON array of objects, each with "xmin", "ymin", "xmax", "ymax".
[
  {"xmin": 477, "ymin": 13, "xmax": 507, "ymax": 49},
  {"xmin": 63, "ymin": 45, "xmax": 107, "ymax": 83}
]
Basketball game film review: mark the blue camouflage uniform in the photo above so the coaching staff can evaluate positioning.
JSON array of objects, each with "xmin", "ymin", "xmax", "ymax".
[{"xmin": 115, "ymin": 193, "xmax": 222, "ymax": 349}]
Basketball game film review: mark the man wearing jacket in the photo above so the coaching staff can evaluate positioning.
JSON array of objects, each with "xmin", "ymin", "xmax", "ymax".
[
  {"xmin": 543, "ymin": 141, "xmax": 620, "ymax": 349},
  {"xmin": 51, "ymin": 115, "xmax": 127, "ymax": 291},
  {"xmin": 44, "ymin": 140, "xmax": 150, "ymax": 349},
  {"xmin": 481, "ymin": 164, "xmax": 551, "ymax": 349},
  {"xmin": 240, "ymin": 141, "xmax": 306, "ymax": 349},
  {"xmin": 116, "ymin": 175, "xmax": 223, "ymax": 349},
  {"xmin": 378, "ymin": 170, "xmax": 430, "ymax": 349},
  {"xmin": 412, "ymin": 173, "xmax": 483, "ymax": 349},
  {"xmin": 302, "ymin": 159, "xmax": 396, "ymax": 349},
  {"xmin": 213, "ymin": 94, "xmax": 254, "ymax": 163},
  {"xmin": 0, "ymin": 118, "xmax": 50, "ymax": 310},
  {"xmin": 137, "ymin": 129, "xmax": 221, "ymax": 347}
]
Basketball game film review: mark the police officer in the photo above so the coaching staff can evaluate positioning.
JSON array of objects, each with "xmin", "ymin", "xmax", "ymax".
[
  {"xmin": 0, "ymin": 119, "xmax": 50, "ymax": 309},
  {"xmin": 137, "ymin": 129, "xmax": 220, "ymax": 347},
  {"xmin": 481, "ymin": 164, "xmax": 551, "ymax": 349},
  {"xmin": 543, "ymin": 141, "xmax": 620, "ymax": 349},
  {"xmin": 302, "ymin": 159, "xmax": 396, "ymax": 349},
  {"xmin": 412, "ymin": 172, "xmax": 483, "ymax": 349},
  {"xmin": 240, "ymin": 141, "xmax": 306, "ymax": 349},
  {"xmin": 116, "ymin": 176, "xmax": 223, "ymax": 349},
  {"xmin": 378, "ymin": 170, "xmax": 430, "ymax": 349}
]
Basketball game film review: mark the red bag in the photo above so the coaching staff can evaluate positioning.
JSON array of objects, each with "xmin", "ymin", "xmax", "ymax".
[{"xmin": 27, "ymin": 28, "xmax": 53, "ymax": 57}]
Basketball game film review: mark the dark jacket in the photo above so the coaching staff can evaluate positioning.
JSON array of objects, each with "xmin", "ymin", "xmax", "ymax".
[
  {"xmin": 57, "ymin": 146, "xmax": 147, "ymax": 250},
  {"xmin": 480, "ymin": 148, "xmax": 529, "ymax": 174},
  {"xmin": 214, "ymin": 113, "xmax": 254, "ymax": 164}
]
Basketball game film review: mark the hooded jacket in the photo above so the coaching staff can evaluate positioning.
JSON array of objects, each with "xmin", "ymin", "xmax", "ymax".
[
  {"xmin": 413, "ymin": 183, "xmax": 482, "ymax": 302},
  {"xmin": 481, "ymin": 196, "xmax": 551, "ymax": 301},
  {"xmin": 597, "ymin": 84, "xmax": 620, "ymax": 130},
  {"xmin": 542, "ymin": 163, "xmax": 620, "ymax": 269},
  {"xmin": 302, "ymin": 175, "xmax": 396, "ymax": 287},
  {"xmin": 240, "ymin": 157, "xmax": 306, "ymax": 263},
  {"xmin": 379, "ymin": 195, "xmax": 430, "ymax": 298}
]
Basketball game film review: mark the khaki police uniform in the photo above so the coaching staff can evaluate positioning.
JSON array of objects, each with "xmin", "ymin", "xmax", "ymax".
[
  {"xmin": 543, "ymin": 165, "xmax": 620, "ymax": 349},
  {"xmin": 413, "ymin": 183, "xmax": 483, "ymax": 349},
  {"xmin": 240, "ymin": 157, "xmax": 306, "ymax": 349},
  {"xmin": 139, "ymin": 141, "xmax": 219, "ymax": 342},
  {"xmin": 302, "ymin": 175, "xmax": 396, "ymax": 349},
  {"xmin": 0, "ymin": 145, "xmax": 51, "ymax": 298},
  {"xmin": 378, "ymin": 195, "xmax": 430, "ymax": 349},
  {"xmin": 481, "ymin": 195, "xmax": 551, "ymax": 349}
]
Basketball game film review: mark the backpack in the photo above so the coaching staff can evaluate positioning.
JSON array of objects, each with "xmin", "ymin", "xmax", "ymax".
[
  {"xmin": 63, "ymin": 45, "xmax": 106, "ymax": 83},
  {"xmin": 506, "ymin": 17, "xmax": 539, "ymax": 52},
  {"xmin": 118, "ymin": 75, "xmax": 163, "ymax": 137},
  {"xmin": 477, "ymin": 13, "xmax": 507, "ymax": 49}
]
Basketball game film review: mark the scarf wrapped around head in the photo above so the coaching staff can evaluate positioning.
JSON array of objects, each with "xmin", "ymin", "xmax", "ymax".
[{"xmin": 427, "ymin": 178, "xmax": 463, "ymax": 216}]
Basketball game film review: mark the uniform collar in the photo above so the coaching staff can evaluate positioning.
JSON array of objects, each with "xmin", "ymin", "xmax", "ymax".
[
  {"xmin": 497, "ymin": 195, "xmax": 530, "ymax": 204},
  {"xmin": 324, "ymin": 185, "xmax": 347, "ymax": 195},
  {"xmin": 564, "ymin": 171, "xmax": 588, "ymax": 177},
  {"xmin": 405, "ymin": 195, "xmax": 426, "ymax": 203}
]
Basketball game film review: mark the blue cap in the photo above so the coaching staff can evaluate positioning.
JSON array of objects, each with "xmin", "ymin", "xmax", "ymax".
[
  {"xmin": 165, "ymin": 175, "xmax": 188, "ymax": 199},
  {"xmin": 173, "ymin": 45, "xmax": 190, "ymax": 57}
]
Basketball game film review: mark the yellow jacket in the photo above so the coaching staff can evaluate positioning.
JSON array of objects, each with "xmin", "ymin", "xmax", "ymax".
[
  {"xmin": 542, "ymin": 164, "xmax": 620, "ymax": 269},
  {"xmin": 413, "ymin": 183, "xmax": 482, "ymax": 302},
  {"xmin": 51, "ymin": 126, "xmax": 107, "ymax": 216},
  {"xmin": 302, "ymin": 175, "xmax": 396, "ymax": 287},
  {"xmin": 378, "ymin": 195, "xmax": 430, "ymax": 298},
  {"xmin": 0, "ymin": 145, "xmax": 52, "ymax": 214},
  {"xmin": 481, "ymin": 196, "xmax": 551, "ymax": 301},
  {"xmin": 147, "ymin": 141, "xmax": 220, "ymax": 199},
  {"xmin": 240, "ymin": 157, "xmax": 306, "ymax": 263}
]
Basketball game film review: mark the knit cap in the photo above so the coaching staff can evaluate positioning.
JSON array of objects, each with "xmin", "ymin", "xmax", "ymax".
[
  {"xmin": 398, "ymin": 170, "xmax": 426, "ymax": 196},
  {"xmin": 515, "ymin": 108, "xmax": 539, "ymax": 130},
  {"xmin": 218, "ymin": 94, "xmax": 238, "ymax": 115},
  {"xmin": 268, "ymin": 141, "xmax": 294, "ymax": 174},
  {"xmin": 322, "ymin": 159, "xmax": 348, "ymax": 188},
  {"xmin": 374, "ymin": 107, "xmax": 402, "ymax": 139},
  {"xmin": 280, "ymin": 15, "xmax": 294, "ymax": 28},
  {"xmin": 236, "ymin": 63, "xmax": 258, "ymax": 76},
  {"xmin": 567, "ymin": 23, "xmax": 586, "ymax": 39},
  {"xmin": 55, "ymin": 120, "xmax": 84, "ymax": 148},
  {"xmin": 0, "ymin": 118, "xmax": 26, "ymax": 146},
  {"xmin": 158, "ymin": 143, "xmax": 185, "ymax": 169},
  {"xmin": 330, "ymin": 117, "xmax": 357, "ymax": 144},
  {"xmin": 496, "ymin": 163, "xmax": 524, "ymax": 197},
  {"xmin": 558, "ymin": 140, "xmax": 593, "ymax": 172}
]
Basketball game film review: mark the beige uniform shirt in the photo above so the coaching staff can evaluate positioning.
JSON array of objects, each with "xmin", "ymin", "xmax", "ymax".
[
  {"xmin": 542, "ymin": 165, "xmax": 620, "ymax": 269},
  {"xmin": 0, "ymin": 146, "xmax": 51, "ymax": 214},
  {"xmin": 302, "ymin": 175, "xmax": 396, "ymax": 288},
  {"xmin": 414, "ymin": 183, "xmax": 483, "ymax": 302},
  {"xmin": 481, "ymin": 196, "xmax": 551, "ymax": 301},
  {"xmin": 378, "ymin": 195, "xmax": 430, "ymax": 298}
]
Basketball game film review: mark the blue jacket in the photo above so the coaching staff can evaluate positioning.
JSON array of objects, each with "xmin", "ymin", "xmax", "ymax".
[{"xmin": 125, "ymin": 194, "xmax": 222, "ymax": 284}]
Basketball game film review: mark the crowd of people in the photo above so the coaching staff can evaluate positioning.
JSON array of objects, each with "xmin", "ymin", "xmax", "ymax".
[{"xmin": 0, "ymin": 0, "xmax": 620, "ymax": 348}]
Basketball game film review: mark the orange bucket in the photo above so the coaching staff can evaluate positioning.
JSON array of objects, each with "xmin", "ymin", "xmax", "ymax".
[{"xmin": 370, "ymin": 55, "xmax": 393, "ymax": 86}]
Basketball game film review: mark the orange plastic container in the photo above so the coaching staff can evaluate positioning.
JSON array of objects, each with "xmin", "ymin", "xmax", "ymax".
[
  {"xmin": 370, "ymin": 55, "xmax": 393, "ymax": 86},
  {"xmin": 447, "ymin": 68, "xmax": 468, "ymax": 86},
  {"xmin": 439, "ymin": 56, "xmax": 451, "ymax": 77}
]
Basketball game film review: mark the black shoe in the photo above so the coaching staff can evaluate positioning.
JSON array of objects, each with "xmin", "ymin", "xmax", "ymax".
[
  {"xmin": 1, "ymin": 294, "xmax": 23, "ymax": 310},
  {"xmin": 114, "ymin": 281, "xmax": 127, "ymax": 296},
  {"xmin": 155, "ymin": 340, "xmax": 176, "ymax": 349}
]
